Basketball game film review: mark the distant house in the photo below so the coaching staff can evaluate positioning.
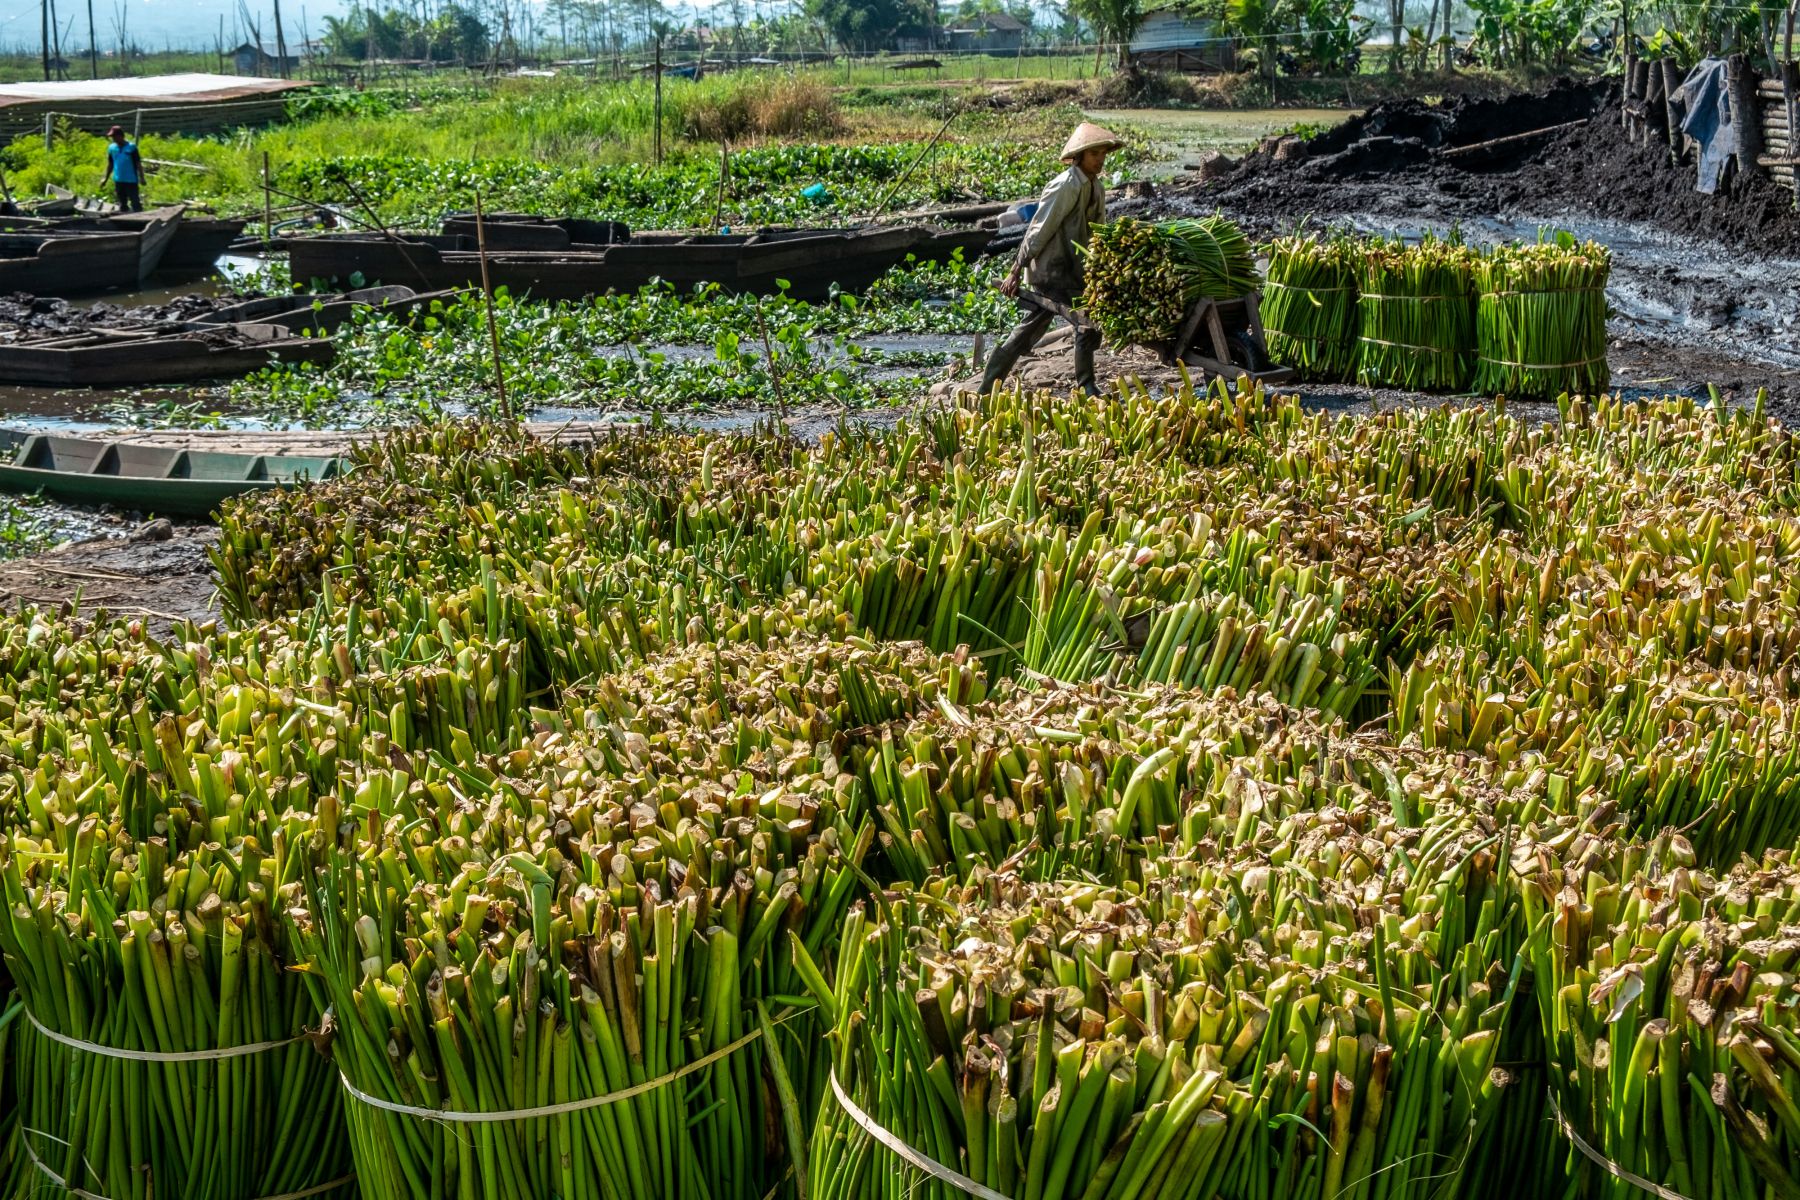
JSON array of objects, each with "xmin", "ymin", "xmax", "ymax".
[
  {"xmin": 232, "ymin": 41, "xmax": 301, "ymax": 75},
  {"xmin": 1128, "ymin": 9, "xmax": 1233, "ymax": 71},
  {"xmin": 943, "ymin": 12, "xmax": 1025, "ymax": 53}
]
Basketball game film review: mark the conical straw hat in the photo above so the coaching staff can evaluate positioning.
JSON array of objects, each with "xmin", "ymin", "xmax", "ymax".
[{"xmin": 1060, "ymin": 122, "xmax": 1123, "ymax": 162}]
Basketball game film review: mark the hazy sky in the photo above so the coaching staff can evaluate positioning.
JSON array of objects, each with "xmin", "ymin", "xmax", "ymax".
[{"xmin": 5, "ymin": 0, "xmax": 360, "ymax": 53}]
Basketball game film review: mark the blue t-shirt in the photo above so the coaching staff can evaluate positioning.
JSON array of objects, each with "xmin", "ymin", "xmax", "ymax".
[{"xmin": 108, "ymin": 142, "xmax": 140, "ymax": 184}]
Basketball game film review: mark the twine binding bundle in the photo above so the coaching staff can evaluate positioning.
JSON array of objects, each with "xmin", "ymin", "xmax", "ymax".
[
  {"xmin": 1355, "ymin": 236, "xmax": 1479, "ymax": 392},
  {"xmin": 1471, "ymin": 234, "xmax": 1611, "ymax": 398},
  {"xmin": 1261, "ymin": 234, "xmax": 1361, "ymax": 382}
]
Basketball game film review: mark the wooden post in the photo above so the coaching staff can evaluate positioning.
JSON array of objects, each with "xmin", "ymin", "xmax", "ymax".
[
  {"xmin": 712, "ymin": 141, "xmax": 729, "ymax": 231},
  {"xmin": 653, "ymin": 34, "xmax": 664, "ymax": 166},
  {"xmin": 43, "ymin": 114, "xmax": 52, "ymax": 152},
  {"xmin": 1728, "ymin": 54, "xmax": 1763, "ymax": 179},
  {"xmin": 473, "ymin": 191, "xmax": 513, "ymax": 423},
  {"xmin": 263, "ymin": 151, "xmax": 274, "ymax": 236},
  {"xmin": 1661, "ymin": 58, "xmax": 1683, "ymax": 157},
  {"xmin": 1622, "ymin": 50, "xmax": 1637, "ymax": 132}
]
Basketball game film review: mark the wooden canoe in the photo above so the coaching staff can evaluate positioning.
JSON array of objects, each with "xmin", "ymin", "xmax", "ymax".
[
  {"xmin": 0, "ymin": 205, "xmax": 184, "ymax": 295},
  {"xmin": 188, "ymin": 286, "xmax": 464, "ymax": 334},
  {"xmin": 35, "ymin": 196, "xmax": 246, "ymax": 272},
  {"xmin": 0, "ymin": 430, "xmax": 344, "ymax": 517},
  {"xmin": 287, "ymin": 222, "xmax": 992, "ymax": 303},
  {"xmin": 0, "ymin": 322, "xmax": 334, "ymax": 387}
]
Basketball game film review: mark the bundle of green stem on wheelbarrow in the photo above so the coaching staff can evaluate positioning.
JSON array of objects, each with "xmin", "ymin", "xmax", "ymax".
[
  {"xmin": 1081, "ymin": 216, "xmax": 1259, "ymax": 347},
  {"xmin": 1472, "ymin": 234, "xmax": 1611, "ymax": 399},
  {"xmin": 811, "ymin": 804, "xmax": 1522, "ymax": 1200}
]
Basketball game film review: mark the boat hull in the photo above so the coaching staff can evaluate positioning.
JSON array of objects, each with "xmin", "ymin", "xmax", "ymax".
[
  {"xmin": 0, "ymin": 323, "xmax": 334, "ymax": 387},
  {"xmin": 0, "ymin": 432, "xmax": 342, "ymax": 517},
  {"xmin": 288, "ymin": 223, "xmax": 992, "ymax": 303}
]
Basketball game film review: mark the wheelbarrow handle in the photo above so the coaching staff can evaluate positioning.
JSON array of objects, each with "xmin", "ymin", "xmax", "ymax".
[{"xmin": 1017, "ymin": 289, "xmax": 1093, "ymax": 331}]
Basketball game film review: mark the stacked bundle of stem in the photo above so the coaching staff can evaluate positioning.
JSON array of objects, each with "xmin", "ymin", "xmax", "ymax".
[
  {"xmin": 1516, "ymin": 829, "xmax": 1800, "ymax": 1200},
  {"xmin": 1355, "ymin": 237, "xmax": 1478, "ymax": 392},
  {"xmin": 1261, "ymin": 234, "xmax": 1361, "ymax": 382},
  {"xmin": 1080, "ymin": 217, "xmax": 1258, "ymax": 348},
  {"xmin": 855, "ymin": 680, "xmax": 1513, "ymax": 886},
  {"xmin": 0, "ymin": 808, "xmax": 352, "ymax": 1200},
  {"xmin": 813, "ymin": 806, "xmax": 1519, "ymax": 1200},
  {"xmin": 1080, "ymin": 219, "xmax": 1191, "ymax": 348},
  {"xmin": 281, "ymin": 633, "xmax": 974, "ymax": 1200},
  {"xmin": 1472, "ymin": 235, "xmax": 1611, "ymax": 399},
  {"xmin": 1019, "ymin": 512, "xmax": 1376, "ymax": 718}
]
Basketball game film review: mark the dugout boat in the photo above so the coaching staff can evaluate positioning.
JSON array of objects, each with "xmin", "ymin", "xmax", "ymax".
[
  {"xmin": 0, "ymin": 321, "xmax": 333, "ymax": 388},
  {"xmin": 0, "ymin": 204, "xmax": 184, "ymax": 295},
  {"xmin": 0, "ymin": 429, "xmax": 344, "ymax": 516},
  {"xmin": 188, "ymin": 284, "xmax": 464, "ymax": 334},
  {"xmin": 287, "ymin": 218, "xmax": 992, "ymax": 302}
]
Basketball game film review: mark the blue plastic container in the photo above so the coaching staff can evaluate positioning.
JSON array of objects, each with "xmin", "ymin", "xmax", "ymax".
[{"xmin": 1016, "ymin": 202, "xmax": 1039, "ymax": 223}]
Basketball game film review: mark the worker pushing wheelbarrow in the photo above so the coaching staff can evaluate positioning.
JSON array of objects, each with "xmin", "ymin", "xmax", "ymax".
[{"xmin": 974, "ymin": 122, "xmax": 1124, "ymax": 399}]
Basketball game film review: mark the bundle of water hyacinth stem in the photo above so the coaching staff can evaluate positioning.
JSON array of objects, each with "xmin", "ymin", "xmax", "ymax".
[
  {"xmin": 1472, "ymin": 235, "xmax": 1611, "ymax": 398},
  {"xmin": 1260, "ymin": 234, "xmax": 1361, "ymax": 382},
  {"xmin": 1080, "ymin": 216, "xmax": 1258, "ymax": 347},
  {"xmin": 0, "ymin": 380, "xmax": 1795, "ymax": 1200},
  {"xmin": 1356, "ymin": 235, "xmax": 1478, "ymax": 392}
]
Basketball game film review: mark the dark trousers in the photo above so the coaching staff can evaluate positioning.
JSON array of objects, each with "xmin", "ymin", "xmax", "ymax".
[
  {"xmin": 113, "ymin": 182, "xmax": 142, "ymax": 212},
  {"xmin": 978, "ymin": 298, "xmax": 1100, "ymax": 396}
]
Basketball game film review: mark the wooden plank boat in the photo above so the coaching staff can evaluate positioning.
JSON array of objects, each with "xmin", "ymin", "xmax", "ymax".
[
  {"xmin": 30, "ymin": 186, "xmax": 78, "ymax": 217},
  {"xmin": 288, "ymin": 221, "xmax": 992, "ymax": 303},
  {"xmin": 188, "ymin": 285, "xmax": 464, "ymax": 334},
  {"xmin": 126, "ymin": 213, "xmax": 247, "ymax": 272},
  {"xmin": 0, "ymin": 321, "xmax": 334, "ymax": 387},
  {"xmin": 27, "ymin": 205, "xmax": 231, "ymax": 273},
  {"xmin": 0, "ymin": 205, "xmax": 184, "ymax": 295},
  {"xmin": 0, "ymin": 430, "xmax": 344, "ymax": 517}
]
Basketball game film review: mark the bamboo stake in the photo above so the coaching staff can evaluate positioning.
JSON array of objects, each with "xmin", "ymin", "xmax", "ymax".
[
  {"xmin": 712, "ymin": 141, "xmax": 730, "ymax": 233},
  {"xmin": 870, "ymin": 108, "xmax": 958, "ymax": 221},
  {"xmin": 473, "ymin": 190, "xmax": 512, "ymax": 423},
  {"xmin": 262, "ymin": 151, "xmax": 273, "ymax": 239}
]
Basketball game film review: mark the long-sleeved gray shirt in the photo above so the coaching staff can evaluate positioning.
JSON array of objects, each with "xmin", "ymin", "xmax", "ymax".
[{"xmin": 1015, "ymin": 164, "xmax": 1105, "ymax": 302}]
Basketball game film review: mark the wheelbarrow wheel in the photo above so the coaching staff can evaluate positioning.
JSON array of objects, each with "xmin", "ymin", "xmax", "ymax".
[{"xmin": 1228, "ymin": 328, "xmax": 1268, "ymax": 374}]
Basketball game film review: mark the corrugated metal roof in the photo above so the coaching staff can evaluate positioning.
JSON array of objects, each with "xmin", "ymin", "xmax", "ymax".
[{"xmin": 0, "ymin": 73, "xmax": 314, "ymax": 108}]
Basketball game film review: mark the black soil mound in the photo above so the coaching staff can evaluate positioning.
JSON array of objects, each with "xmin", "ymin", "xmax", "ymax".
[{"xmin": 1207, "ymin": 78, "xmax": 1800, "ymax": 254}]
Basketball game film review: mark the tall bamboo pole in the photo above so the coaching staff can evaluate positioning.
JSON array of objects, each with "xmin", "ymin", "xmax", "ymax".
[{"xmin": 473, "ymin": 191, "xmax": 513, "ymax": 423}]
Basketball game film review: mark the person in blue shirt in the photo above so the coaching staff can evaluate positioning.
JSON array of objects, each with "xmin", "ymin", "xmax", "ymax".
[{"xmin": 100, "ymin": 126, "xmax": 144, "ymax": 212}]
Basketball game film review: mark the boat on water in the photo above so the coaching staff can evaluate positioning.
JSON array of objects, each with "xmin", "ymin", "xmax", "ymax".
[
  {"xmin": 188, "ymin": 285, "xmax": 464, "ymax": 334},
  {"xmin": 0, "ymin": 205, "xmax": 184, "ymax": 295},
  {"xmin": 288, "ymin": 219, "xmax": 992, "ymax": 303},
  {"xmin": 8, "ymin": 202, "xmax": 245, "ymax": 275},
  {"xmin": 0, "ymin": 321, "xmax": 333, "ymax": 388},
  {"xmin": 0, "ymin": 430, "xmax": 344, "ymax": 517},
  {"xmin": 107, "ymin": 211, "xmax": 248, "ymax": 272}
]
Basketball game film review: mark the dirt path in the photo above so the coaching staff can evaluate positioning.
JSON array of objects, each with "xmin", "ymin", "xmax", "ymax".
[{"xmin": 0, "ymin": 523, "xmax": 220, "ymax": 637}]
